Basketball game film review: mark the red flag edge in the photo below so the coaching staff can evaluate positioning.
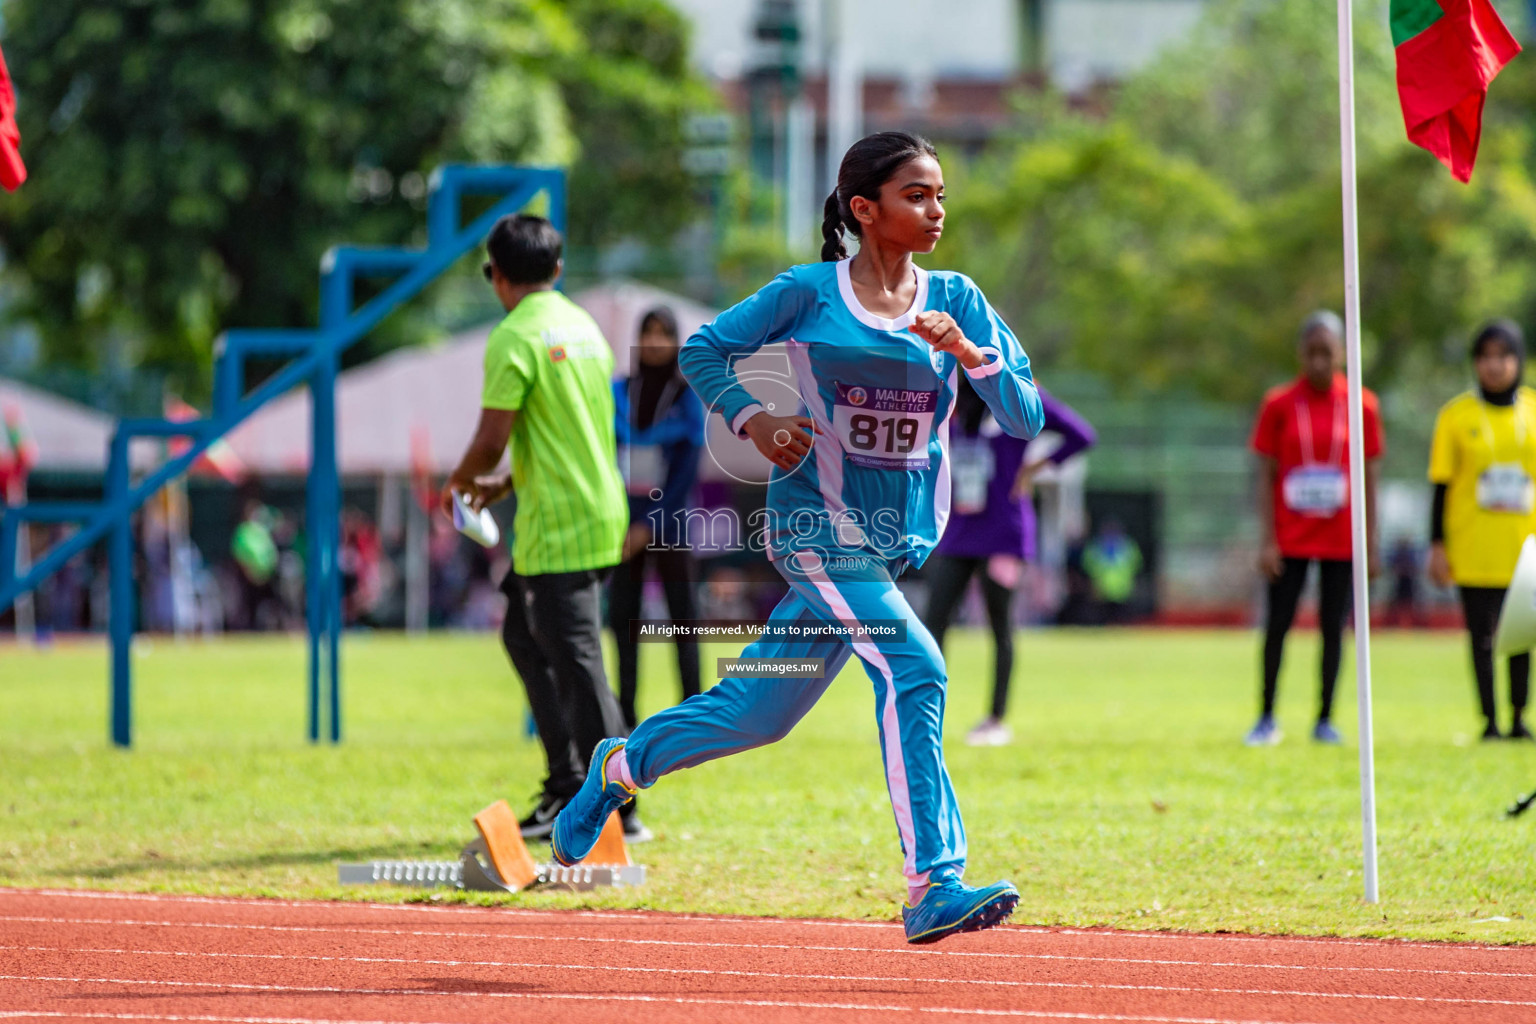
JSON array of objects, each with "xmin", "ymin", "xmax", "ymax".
[{"xmin": 1394, "ymin": 0, "xmax": 1520, "ymax": 182}]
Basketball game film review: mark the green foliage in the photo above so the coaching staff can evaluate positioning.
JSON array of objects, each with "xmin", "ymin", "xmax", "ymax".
[
  {"xmin": 712, "ymin": 169, "xmax": 812, "ymax": 304},
  {"xmin": 2, "ymin": 630, "xmax": 1534, "ymax": 942},
  {"xmin": 0, "ymin": 0, "xmax": 711, "ymax": 401},
  {"xmin": 552, "ymin": 0, "xmax": 716, "ymax": 249},
  {"xmin": 943, "ymin": 0, "xmax": 1536, "ymax": 402}
]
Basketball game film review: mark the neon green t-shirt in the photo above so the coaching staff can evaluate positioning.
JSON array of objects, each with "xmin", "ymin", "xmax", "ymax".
[{"xmin": 481, "ymin": 291, "xmax": 626, "ymax": 575}]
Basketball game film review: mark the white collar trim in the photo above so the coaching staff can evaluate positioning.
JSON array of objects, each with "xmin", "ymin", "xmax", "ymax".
[{"xmin": 835, "ymin": 259, "xmax": 929, "ymax": 332}]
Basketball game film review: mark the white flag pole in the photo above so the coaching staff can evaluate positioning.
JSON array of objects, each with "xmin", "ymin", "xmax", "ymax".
[{"xmin": 1335, "ymin": 0, "xmax": 1380, "ymax": 904}]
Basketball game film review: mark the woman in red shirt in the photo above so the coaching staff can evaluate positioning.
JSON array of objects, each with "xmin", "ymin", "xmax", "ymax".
[{"xmin": 1247, "ymin": 311, "xmax": 1382, "ymax": 746}]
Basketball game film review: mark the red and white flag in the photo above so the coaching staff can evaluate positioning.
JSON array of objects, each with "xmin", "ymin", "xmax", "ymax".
[
  {"xmin": 165, "ymin": 396, "xmax": 248, "ymax": 484},
  {"xmin": 1392, "ymin": 0, "xmax": 1520, "ymax": 182},
  {"xmin": 0, "ymin": 42, "xmax": 26, "ymax": 191}
]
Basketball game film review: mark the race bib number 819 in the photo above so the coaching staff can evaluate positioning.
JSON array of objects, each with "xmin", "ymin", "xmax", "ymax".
[{"xmin": 833, "ymin": 381, "xmax": 938, "ymax": 470}]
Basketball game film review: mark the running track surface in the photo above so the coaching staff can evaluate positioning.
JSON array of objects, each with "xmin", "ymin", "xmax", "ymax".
[{"xmin": 1, "ymin": 889, "xmax": 1534, "ymax": 1024}]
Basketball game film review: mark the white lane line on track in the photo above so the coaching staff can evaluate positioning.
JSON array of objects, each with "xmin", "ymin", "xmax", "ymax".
[
  {"xmin": 0, "ymin": 887, "xmax": 898, "ymax": 931},
  {"xmin": 10, "ymin": 944, "xmax": 1535, "ymax": 1009},
  {"xmin": 4, "ymin": 1015, "xmax": 461, "ymax": 1024},
  {"xmin": 0, "ymin": 976, "xmax": 1346, "ymax": 1024},
  {"xmin": 2, "ymin": 914, "xmax": 1531, "ymax": 979},
  {"xmin": 2, "ymin": 889, "xmax": 1527, "ymax": 958}
]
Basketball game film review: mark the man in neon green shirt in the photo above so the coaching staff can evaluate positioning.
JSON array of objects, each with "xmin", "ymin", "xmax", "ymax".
[
  {"xmin": 1083, "ymin": 518, "xmax": 1143, "ymax": 624},
  {"xmin": 443, "ymin": 214, "xmax": 638, "ymax": 840}
]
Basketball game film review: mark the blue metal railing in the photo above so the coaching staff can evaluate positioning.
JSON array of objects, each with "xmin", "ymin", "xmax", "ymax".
[{"xmin": 0, "ymin": 165, "xmax": 565, "ymax": 748}]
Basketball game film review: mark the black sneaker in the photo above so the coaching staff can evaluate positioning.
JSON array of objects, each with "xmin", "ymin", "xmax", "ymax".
[
  {"xmin": 518, "ymin": 792, "xmax": 569, "ymax": 839},
  {"xmin": 622, "ymin": 814, "xmax": 654, "ymax": 844},
  {"xmin": 619, "ymin": 798, "xmax": 653, "ymax": 844},
  {"xmin": 1482, "ymin": 720, "xmax": 1503, "ymax": 742},
  {"xmin": 1510, "ymin": 719, "xmax": 1533, "ymax": 741}
]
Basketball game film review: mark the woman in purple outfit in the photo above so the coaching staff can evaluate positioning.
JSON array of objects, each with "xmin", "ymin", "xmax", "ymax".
[{"xmin": 923, "ymin": 376, "xmax": 1096, "ymax": 745}]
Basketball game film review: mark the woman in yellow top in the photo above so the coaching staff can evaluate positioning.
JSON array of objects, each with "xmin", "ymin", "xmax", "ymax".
[{"xmin": 1428, "ymin": 320, "xmax": 1536, "ymax": 741}]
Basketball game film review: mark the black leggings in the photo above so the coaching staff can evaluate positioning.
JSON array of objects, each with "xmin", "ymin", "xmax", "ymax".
[
  {"xmin": 1458, "ymin": 586, "xmax": 1530, "ymax": 726},
  {"xmin": 608, "ymin": 545, "xmax": 702, "ymax": 730},
  {"xmin": 499, "ymin": 567, "xmax": 627, "ymax": 800},
  {"xmin": 923, "ymin": 555, "xmax": 1016, "ymax": 720},
  {"xmin": 1262, "ymin": 557, "xmax": 1352, "ymax": 722}
]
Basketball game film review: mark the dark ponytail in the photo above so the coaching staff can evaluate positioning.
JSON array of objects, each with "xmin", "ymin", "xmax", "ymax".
[
  {"xmin": 821, "ymin": 192, "xmax": 847, "ymax": 262},
  {"xmin": 820, "ymin": 130, "xmax": 938, "ymax": 262}
]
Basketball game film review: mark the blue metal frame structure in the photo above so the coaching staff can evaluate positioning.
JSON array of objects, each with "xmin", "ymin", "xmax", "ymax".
[{"xmin": 0, "ymin": 165, "xmax": 565, "ymax": 747}]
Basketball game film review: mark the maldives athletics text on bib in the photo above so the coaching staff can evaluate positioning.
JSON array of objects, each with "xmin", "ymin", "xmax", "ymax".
[{"xmin": 833, "ymin": 381, "xmax": 939, "ymax": 470}]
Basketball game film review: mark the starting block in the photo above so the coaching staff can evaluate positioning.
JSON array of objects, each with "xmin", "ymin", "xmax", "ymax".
[{"xmin": 338, "ymin": 799, "xmax": 645, "ymax": 892}]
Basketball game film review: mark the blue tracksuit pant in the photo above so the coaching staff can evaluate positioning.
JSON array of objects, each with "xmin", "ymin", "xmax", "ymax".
[{"xmin": 625, "ymin": 557, "xmax": 967, "ymax": 889}]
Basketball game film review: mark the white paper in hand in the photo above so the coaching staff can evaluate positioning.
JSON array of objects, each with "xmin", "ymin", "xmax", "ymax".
[{"xmin": 451, "ymin": 490, "xmax": 501, "ymax": 548}]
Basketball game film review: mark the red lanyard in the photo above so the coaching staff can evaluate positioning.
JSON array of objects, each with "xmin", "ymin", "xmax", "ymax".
[{"xmin": 1294, "ymin": 392, "xmax": 1345, "ymax": 468}]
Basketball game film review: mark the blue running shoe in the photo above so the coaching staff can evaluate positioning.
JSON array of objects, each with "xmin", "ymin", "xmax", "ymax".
[
  {"xmin": 550, "ymin": 738, "xmax": 635, "ymax": 867},
  {"xmin": 902, "ymin": 877, "xmax": 1019, "ymax": 944},
  {"xmin": 1312, "ymin": 720, "xmax": 1344, "ymax": 745},
  {"xmin": 1244, "ymin": 715, "xmax": 1281, "ymax": 747}
]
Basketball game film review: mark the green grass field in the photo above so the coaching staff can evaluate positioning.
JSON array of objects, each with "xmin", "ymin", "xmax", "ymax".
[{"xmin": 1, "ymin": 627, "xmax": 1533, "ymax": 943}]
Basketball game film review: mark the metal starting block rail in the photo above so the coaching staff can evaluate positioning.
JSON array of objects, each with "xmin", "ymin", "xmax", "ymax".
[{"xmin": 338, "ymin": 799, "xmax": 645, "ymax": 893}]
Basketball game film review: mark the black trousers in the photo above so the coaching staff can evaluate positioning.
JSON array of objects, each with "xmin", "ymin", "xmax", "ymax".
[
  {"xmin": 1262, "ymin": 557, "xmax": 1352, "ymax": 721},
  {"xmin": 499, "ymin": 566, "xmax": 628, "ymax": 800},
  {"xmin": 923, "ymin": 554, "xmax": 1016, "ymax": 720},
  {"xmin": 1458, "ymin": 586, "xmax": 1530, "ymax": 726},
  {"xmin": 608, "ymin": 545, "xmax": 702, "ymax": 729}
]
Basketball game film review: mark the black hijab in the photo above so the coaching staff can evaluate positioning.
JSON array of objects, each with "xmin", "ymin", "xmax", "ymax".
[
  {"xmin": 633, "ymin": 307, "xmax": 685, "ymax": 430},
  {"xmin": 1472, "ymin": 319, "xmax": 1525, "ymax": 407}
]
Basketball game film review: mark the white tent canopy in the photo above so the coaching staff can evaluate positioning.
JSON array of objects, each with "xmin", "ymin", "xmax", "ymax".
[
  {"xmin": 0, "ymin": 376, "xmax": 117, "ymax": 471},
  {"xmin": 223, "ymin": 280, "xmax": 720, "ymax": 476}
]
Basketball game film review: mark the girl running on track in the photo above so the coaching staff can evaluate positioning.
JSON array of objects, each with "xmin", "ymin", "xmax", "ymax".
[{"xmin": 551, "ymin": 131, "xmax": 1045, "ymax": 944}]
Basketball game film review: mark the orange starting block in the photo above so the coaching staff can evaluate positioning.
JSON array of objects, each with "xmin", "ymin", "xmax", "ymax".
[
  {"xmin": 340, "ymin": 799, "xmax": 645, "ymax": 892},
  {"xmin": 469, "ymin": 799, "xmax": 539, "ymax": 890}
]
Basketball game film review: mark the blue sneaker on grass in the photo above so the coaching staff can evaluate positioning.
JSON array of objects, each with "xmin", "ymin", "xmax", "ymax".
[
  {"xmin": 551, "ymin": 738, "xmax": 636, "ymax": 866},
  {"xmin": 1312, "ymin": 720, "xmax": 1344, "ymax": 745},
  {"xmin": 902, "ymin": 877, "xmax": 1019, "ymax": 944},
  {"xmin": 1244, "ymin": 715, "xmax": 1281, "ymax": 747}
]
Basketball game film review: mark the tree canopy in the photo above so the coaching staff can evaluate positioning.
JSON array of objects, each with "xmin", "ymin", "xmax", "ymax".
[
  {"xmin": 941, "ymin": 0, "xmax": 1536, "ymax": 403},
  {"xmin": 0, "ymin": 0, "xmax": 712, "ymax": 403}
]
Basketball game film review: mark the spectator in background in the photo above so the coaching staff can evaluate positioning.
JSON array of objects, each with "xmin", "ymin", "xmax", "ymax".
[
  {"xmin": 231, "ymin": 500, "xmax": 281, "ymax": 630},
  {"xmin": 1054, "ymin": 533, "xmax": 1097, "ymax": 626},
  {"xmin": 1247, "ymin": 310, "xmax": 1382, "ymax": 747},
  {"xmin": 1428, "ymin": 320, "xmax": 1536, "ymax": 741},
  {"xmin": 1082, "ymin": 518, "xmax": 1142, "ymax": 624},
  {"xmin": 339, "ymin": 508, "xmax": 383, "ymax": 626},
  {"xmin": 609, "ymin": 306, "xmax": 706, "ymax": 729},
  {"xmin": 442, "ymin": 214, "xmax": 639, "ymax": 842},
  {"xmin": 0, "ymin": 403, "xmax": 36, "ymax": 504},
  {"xmin": 1386, "ymin": 537, "xmax": 1422, "ymax": 628},
  {"xmin": 923, "ymin": 377, "xmax": 1095, "ymax": 746}
]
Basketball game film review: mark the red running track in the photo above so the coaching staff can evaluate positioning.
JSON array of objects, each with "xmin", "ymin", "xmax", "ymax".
[{"xmin": 0, "ymin": 888, "xmax": 1534, "ymax": 1023}]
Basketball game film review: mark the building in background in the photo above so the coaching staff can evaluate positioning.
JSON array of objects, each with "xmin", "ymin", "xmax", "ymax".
[{"xmin": 668, "ymin": 0, "xmax": 1207, "ymax": 246}]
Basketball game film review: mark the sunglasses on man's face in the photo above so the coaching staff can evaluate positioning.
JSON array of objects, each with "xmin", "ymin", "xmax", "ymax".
[{"xmin": 482, "ymin": 262, "xmax": 494, "ymax": 283}]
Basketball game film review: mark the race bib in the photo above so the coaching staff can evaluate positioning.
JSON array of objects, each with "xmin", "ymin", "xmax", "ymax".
[
  {"xmin": 833, "ymin": 382, "xmax": 938, "ymax": 470},
  {"xmin": 1282, "ymin": 465, "xmax": 1347, "ymax": 516},
  {"xmin": 1477, "ymin": 463, "xmax": 1534, "ymax": 514},
  {"xmin": 619, "ymin": 444, "xmax": 664, "ymax": 496},
  {"xmin": 950, "ymin": 439, "xmax": 994, "ymax": 514}
]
